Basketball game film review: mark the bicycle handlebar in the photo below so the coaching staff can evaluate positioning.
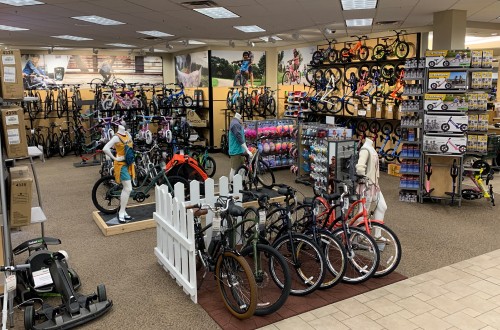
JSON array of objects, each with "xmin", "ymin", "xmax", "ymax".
[
  {"xmin": 185, "ymin": 195, "xmax": 240, "ymax": 213},
  {"xmin": 0, "ymin": 264, "xmax": 30, "ymax": 272}
]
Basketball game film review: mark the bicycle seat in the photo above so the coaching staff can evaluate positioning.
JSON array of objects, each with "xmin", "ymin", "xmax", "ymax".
[
  {"xmin": 382, "ymin": 38, "xmax": 389, "ymax": 41},
  {"xmin": 277, "ymin": 186, "xmax": 294, "ymax": 197},
  {"xmin": 323, "ymin": 193, "xmax": 341, "ymax": 202},
  {"xmin": 228, "ymin": 203, "xmax": 245, "ymax": 217}
]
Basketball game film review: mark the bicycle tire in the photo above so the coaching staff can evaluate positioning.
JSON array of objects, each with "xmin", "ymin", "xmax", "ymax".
[
  {"xmin": 240, "ymin": 244, "xmax": 291, "ymax": 316},
  {"xmin": 368, "ymin": 121, "xmax": 381, "ymax": 134},
  {"xmin": 89, "ymin": 78, "xmax": 104, "ymax": 88},
  {"xmin": 312, "ymin": 69, "xmax": 324, "ymax": 85},
  {"xmin": 356, "ymin": 119, "xmax": 369, "ymax": 134},
  {"xmin": 316, "ymin": 230, "xmax": 347, "ymax": 289},
  {"xmin": 381, "ymin": 63, "xmax": 396, "ymax": 81},
  {"xmin": 44, "ymin": 135, "xmax": 53, "ymax": 158},
  {"xmin": 267, "ymin": 97, "xmax": 277, "ymax": 117},
  {"xmin": 182, "ymin": 96, "xmax": 194, "ymax": 107},
  {"xmin": 56, "ymin": 92, "xmax": 65, "ymax": 118},
  {"xmin": 256, "ymin": 159, "xmax": 275, "ymax": 188},
  {"xmin": 384, "ymin": 148, "xmax": 396, "ymax": 162},
  {"xmin": 372, "ymin": 44, "xmax": 386, "ymax": 60},
  {"xmin": 381, "ymin": 122, "xmax": 393, "ymax": 135},
  {"xmin": 331, "ymin": 227, "xmax": 380, "ymax": 284},
  {"xmin": 344, "ymin": 65, "xmax": 359, "ymax": 83},
  {"xmin": 395, "ymin": 41, "xmax": 410, "ymax": 59},
  {"xmin": 339, "ymin": 48, "xmax": 350, "ymax": 63},
  {"xmin": 311, "ymin": 50, "xmax": 323, "ymax": 66},
  {"xmin": 282, "ymin": 72, "xmax": 291, "ymax": 85},
  {"xmin": 327, "ymin": 49, "xmax": 338, "ymax": 63},
  {"xmin": 358, "ymin": 223, "xmax": 402, "ymax": 278},
  {"xmin": 344, "ymin": 96, "xmax": 359, "ymax": 116},
  {"xmin": 91, "ymin": 175, "xmax": 121, "ymax": 214},
  {"xmin": 330, "ymin": 96, "xmax": 343, "ymax": 114},
  {"xmin": 272, "ymin": 233, "xmax": 326, "ymax": 296},
  {"xmin": 324, "ymin": 68, "xmax": 342, "ymax": 87},
  {"xmin": 202, "ymin": 156, "xmax": 217, "ymax": 178},
  {"xmin": 306, "ymin": 68, "xmax": 317, "ymax": 85},
  {"xmin": 358, "ymin": 64, "xmax": 371, "ymax": 80},
  {"xmin": 358, "ymin": 45, "xmax": 370, "ymax": 61},
  {"xmin": 215, "ymin": 251, "xmax": 257, "ymax": 319},
  {"xmin": 236, "ymin": 165, "xmax": 250, "ymax": 190},
  {"xmin": 58, "ymin": 134, "xmax": 69, "ymax": 157}
]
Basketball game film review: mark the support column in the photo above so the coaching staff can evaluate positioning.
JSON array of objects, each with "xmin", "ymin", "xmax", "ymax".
[
  {"xmin": 265, "ymin": 48, "xmax": 278, "ymax": 88},
  {"xmin": 433, "ymin": 10, "xmax": 467, "ymax": 49},
  {"xmin": 162, "ymin": 53, "xmax": 175, "ymax": 84},
  {"xmin": 420, "ymin": 32, "xmax": 430, "ymax": 53}
]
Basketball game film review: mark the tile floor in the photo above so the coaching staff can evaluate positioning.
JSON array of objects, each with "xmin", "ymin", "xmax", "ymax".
[{"xmin": 259, "ymin": 249, "xmax": 500, "ymax": 330}]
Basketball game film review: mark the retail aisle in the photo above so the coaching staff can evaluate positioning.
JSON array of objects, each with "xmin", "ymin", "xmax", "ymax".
[{"xmin": 259, "ymin": 248, "xmax": 500, "ymax": 330}]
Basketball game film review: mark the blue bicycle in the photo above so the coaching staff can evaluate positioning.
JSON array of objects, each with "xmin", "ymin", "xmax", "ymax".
[
  {"xmin": 330, "ymin": 72, "xmax": 361, "ymax": 115},
  {"xmin": 160, "ymin": 83, "xmax": 193, "ymax": 116},
  {"xmin": 376, "ymin": 130, "xmax": 402, "ymax": 163},
  {"xmin": 226, "ymin": 87, "xmax": 241, "ymax": 111}
]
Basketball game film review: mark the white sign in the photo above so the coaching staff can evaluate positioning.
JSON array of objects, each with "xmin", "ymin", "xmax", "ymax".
[
  {"xmin": 32, "ymin": 268, "xmax": 54, "ymax": 288},
  {"xmin": 3, "ymin": 66, "xmax": 16, "ymax": 83},
  {"xmin": 2, "ymin": 54, "xmax": 15, "ymax": 65}
]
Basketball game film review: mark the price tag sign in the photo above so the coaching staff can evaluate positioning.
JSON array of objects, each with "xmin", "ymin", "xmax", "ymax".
[
  {"xmin": 259, "ymin": 210, "xmax": 266, "ymax": 226},
  {"xmin": 212, "ymin": 215, "xmax": 221, "ymax": 232},
  {"xmin": 358, "ymin": 109, "xmax": 367, "ymax": 117},
  {"xmin": 6, "ymin": 274, "xmax": 16, "ymax": 292}
]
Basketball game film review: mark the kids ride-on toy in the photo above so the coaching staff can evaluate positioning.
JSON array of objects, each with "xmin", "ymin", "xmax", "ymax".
[{"xmin": 23, "ymin": 251, "xmax": 113, "ymax": 330}]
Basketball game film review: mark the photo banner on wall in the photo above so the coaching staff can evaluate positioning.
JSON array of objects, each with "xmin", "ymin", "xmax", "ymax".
[
  {"xmin": 21, "ymin": 53, "xmax": 163, "ymax": 87},
  {"xmin": 278, "ymin": 46, "xmax": 315, "ymax": 85},
  {"xmin": 210, "ymin": 50, "xmax": 266, "ymax": 87},
  {"xmin": 175, "ymin": 51, "xmax": 209, "ymax": 88}
]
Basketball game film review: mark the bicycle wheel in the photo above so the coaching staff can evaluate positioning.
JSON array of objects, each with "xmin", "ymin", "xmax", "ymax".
[
  {"xmin": 344, "ymin": 65, "xmax": 359, "ymax": 83},
  {"xmin": 395, "ymin": 41, "xmax": 410, "ymax": 59},
  {"xmin": 381, "ymin": 122, "xmax": 393, "ymax": 135},
  {"xmin": 56, "ymin": 92, "xmax": 65, "ymax": 118},
  {"xmin": 236, "ymin": 165, "xmax": 250, "ymax": 190},
  {"xmin": 324, "ymin": 68, "xmax": 342, "ymax": 87},
  {"xmin": 44, "ymin": 135, "xmax": 53, "ymax": 158},
  {"xmin": 359, "ymin": 91, "xmax": 372, "ymax": 108},
  {"xmin": 215, "ymin": 251, "xmax": 257, "ymax": 319},
  {"xmin": 256, "ymin": 159, "xmax": 275, "ymax": 188},
  {"xmin": 220, "ymin": 134, "xmax": 229, "ymax": 155},
  {"xmin": 311, "ymin": 50, "xmax": 323, "ymax": 66},
  {"xmin": 306, "ymin": 68, "xmax": 316, "ymax": 85},
  {"xmin": 202, "ymin": 156, "xmax": 217, "ymax": 178},
  {"xmin": 330, "ymin": 96, "xmax": 343, "ymax": 114},
  {"xmin": 282, "ymin": 72, "xmax": 291, "ymax": 85},
  {"xmin": 358, "ymin": 223, "xmax": 401, "ymax": 278},
  {"xmin": 182, "ymin": 96, "xmax": 194, "ymax": 107},
  {"xmin": 240, "ymin": 244, "xmax": 291, "ymax": 316},
  {"xmin": 272, "ymin": 233, "xmax": 326, "ymax": 296},
  {"xmin": 316, "ymin": 230, "xmax": 347, "ymax": 289},
  {"xmin": 226, "ymin": 91, "xmax": 233, "ymax": 109},
  {"xmin": 332, "ymin": 227, "xmax": 380, "ymax": 284},
  {"xmin": 327, "ymin": 49, "xmax": 338, "ymax": 63},
  {"xmin": 381, "ymin": 63, "xmax": 396, "ymax": 81},
  {"xmin": 358, "ymin": 45, "xmax": 370, "ymax": 61},
  {"xmin": 89, "ymin": 78, "xmax": 104, "ymax": 87},
  {"xmin": 91, "ymin": 175, "xmax": 121, "ymax": 214},
  {"xmin": 356, "ymin": 119, "xmax": 369, "ymax": 135},
  {"xmin": 267, "ymin": 97, "xmax": 276, "ymax": 117},
  {"xmin": 368, "ymin": 121, "xmax": 381, "ymax": 134},
  {"xmin": 344, "ymin": 96, "xmax": 359, "ymax": 116},
  {"xmin": 339, "ymin": 48, "xmax": 350, "ymax": 62},
  {"xmin": 384, "ymin": 148, "xmax": 396, "ymax": 162},
  {"xmin": 372, "ymin": 44, "xmax": 386, "ymax": 60},
  {"xmin": 58, "ymin": 134, "xmax": 69, "ymax": 157}
]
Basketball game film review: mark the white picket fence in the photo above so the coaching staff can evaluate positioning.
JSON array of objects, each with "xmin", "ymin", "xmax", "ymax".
[{"xmin": 153, "ymin": 175, "xmax": 243, "ymax": 303}]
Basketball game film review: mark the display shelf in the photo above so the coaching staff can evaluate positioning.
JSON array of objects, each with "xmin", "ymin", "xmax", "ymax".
[
  {"xmin": 398, "ymin": 187, "xmax": 420, "ymax": 191},
  {"xmin": 428, "ymin": 67, "xmax": 478, "ymax": 72},
  {"xmin": 426, "ymin": 90, "xmax": 468, "ymax": 94},
  {"xmin": 400, "ymin": 109, "xmax": 424, "ymax": 113},
  {"xmin": 401, "ymin": 124, "xmax": 421, "ymax": 128},
  {"xmin": 404, "ymin": 93, "xmax": 424, "ymax": 97},
  {"xmin": 403, "ymin": 77, "xmax": 425, "ymax": 81},
  {"xmin": 467, "ymin": 130, "xmax": 488, "ymax": 134}
]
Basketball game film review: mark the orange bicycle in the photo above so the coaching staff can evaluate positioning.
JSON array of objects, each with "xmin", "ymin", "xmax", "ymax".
[{"xmin": 339, "ymin": 35, "xmax": 369, "ymax": 63}]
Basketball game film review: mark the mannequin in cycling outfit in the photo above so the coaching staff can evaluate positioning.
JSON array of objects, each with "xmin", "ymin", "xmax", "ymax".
[{"xmin": 103, "ymin": 125, "xmax": 136, "ymax": 223}]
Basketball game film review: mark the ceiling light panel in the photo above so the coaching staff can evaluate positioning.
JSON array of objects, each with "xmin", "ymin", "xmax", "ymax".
[
  {"xmin": 107, "ymin": 43, "xmax": 136, "ymax": 48},
  {"xmin": 137, "ymin": 31, "xmax": 173, "ymax": 37},
  {"xmin": 234, "ymin": 25, "xmax": 266, "ymax": 33},
  {"xmin": 188, "ymin": 40, "xmax": 206, "ymax": 45},
  {"xmin": 341, "ymin": 0, "xmax": 377, "ymax": 10},
  {"xmin": 271, "ymin": 36, "xmax": 282, "ymax": 41},
  {"xmin": 0, "ymin": 24, "xmax": 29, "ymax": 31},
  {"xmin": 345, "ymin": 18, "xmax": 373, "ymax": 27},
  {"xmin": 51, "ymin": 35, "xmax": 92, "ymax": 41},
  {"xmin": 194, "ymin": 7, "xmax": 239, "ymax": 19},
  {"xmin": 0, "ymin": 0, "xmax": 43, "ymax": 6},
  {"xmin": 72, "ymin": 15, "xmax": 125, "ymax": 26}
]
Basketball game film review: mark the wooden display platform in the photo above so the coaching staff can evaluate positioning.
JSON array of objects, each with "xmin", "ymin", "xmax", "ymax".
[
  {"xmin": 92, "ymin": 203, "xmax": 156, "ymax": 236},
  {"xmin": 92, "ymin": 187, "xmax": 285, "ymax": 237}
]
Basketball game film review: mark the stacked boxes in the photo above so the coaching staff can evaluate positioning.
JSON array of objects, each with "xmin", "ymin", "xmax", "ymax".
[{"xmin": 9, "ymin": 166, "xmax": 32, "ymax": 227}]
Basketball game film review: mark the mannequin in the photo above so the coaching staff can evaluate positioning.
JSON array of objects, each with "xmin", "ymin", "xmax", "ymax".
[
  {"xmin": 103, "ymin": 125, "xmax": 136, "ymax": 223},
  {"xmin": 228, "ymin": 112, "xmax": 252, "ymax": 182},
  {"xmin": 356, "ymin": 137, "xmax": 387, "ymax": 221}
]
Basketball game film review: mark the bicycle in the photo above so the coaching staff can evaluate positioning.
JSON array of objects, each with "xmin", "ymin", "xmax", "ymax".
[
  {"xmin": 40, "ymin": 122, "xmax": 61, "ymax": 158},
  {"xmin": 22, "ymin": 88, "xmax": 43, "ymax": 120},
  {"xmin": 220, "ymin": 129, "xmax": 229, "ymax": 156},
  {"xmin": 190, "ymin": 145, "xmax": 217, "ymax": 178},
  {"xmin": 262, "ymin": 184, "xmax": 327, "ymax": 295},
  {"xmin": 330, "ymin": 73, "xmax": 362, "ymax": 115},
  {"xmin": 185, "ymin": 196, "xmax": 258, "ymax": 319},
  {"xmin": 226, "ymin": 87, "xmax": 241, "ymax": 111},
  {"xmin": 135, "ymin": 113, "xmax": 155, "ymax": 145},
  {"xmin": 57, "ymin": 121, "xmax": 74, "ymax": 157},
  {"xmin": 371, "ymin": 30, "xmax": 410, "ymax": 60},
  {"xmin": 311, "ymin": 38, "xmax": 338, "ymax": 65},
  {"xmin": 440, "ymin": 137, "xmax": 466, "ymax": 154},
  {"xmin": 461, "ymin": 160, "xmax": 495, "ymax": 206},
  {"xmin": 160, "ymin": 83, "xmax": 194, "ymax": 116},
  {"xmin": 441, "ymin": 116, "xmax": 468, "ymax": 132},
  {"xmin": 282, "ymin": 59, "xmax": 302, "ymax": 84},
  {"xmin": 235, "ymin": 144, "xmax": 275, "ymax": 190},
  {"xmin": 92, "ymin": 162, "xmax": 190, "ymax": 214},
  {"xmin": 257, "ymin": 87, "xmax": 276, "ymax": 118},
  {"xmin": 339, "ymin": 35, "xmax": 370, "ymax": 62}
]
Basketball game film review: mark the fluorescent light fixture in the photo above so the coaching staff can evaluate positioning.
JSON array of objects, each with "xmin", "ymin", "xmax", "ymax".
[
  {"xmin": 72, "ymin": 15, "xmax": 125, "ymax": 26},
  {"xmin": 259, "ymin": 36, "xmax": 269, "ymax": 42},
  {"xmin": 271, "ymin": 35, "xmax": 282, "ymax": 41},
  {"xmin": 41, "ymin": 46, "xmax": 73, "ymax": 50},
  {"xmin": 345, "ymin": 18, "xmax": 373, "ymax": 27},
  {"xmin": 0, "ymin": 24, "xmax": 29, "ymax": 31},
  {"xmin": 166, "ymin": 43, "xmax": 173, "ymax": 49},
  {"xmin": 137, "ymin": 30, "xmax": 173, "ymax": 37},
  {"xmin": 341, "ymin": 0, "xmax": 377, "ymax": 10},
  {"xmin": 234, "ymin": 25, "xmax": 265, "ymax": 33},
  {"xmin": 187, "ymin": 40, "xmax": 206, "ymax": 45},
  {"xmin": 107, "ymin": 43, "xmax": 136, "ymax": 48},
  {"xmin": 194, "ymin": 7, "xmax": 239, "ymax": 19},
  {"xmin": 0, "ymin": 0, "xmax": 44, "ymax": 6},
  {"xmin": 154, "ymin": 49, "xmax": 169, "ymax": 53},
  {"xmin": 51, "ymin": 35, "xmax": 92, "ymax": 41}
]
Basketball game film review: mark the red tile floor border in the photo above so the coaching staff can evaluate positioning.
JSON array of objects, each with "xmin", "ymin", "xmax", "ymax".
[{"xmin": 197, "ymin": 272, "xmax": 407, "ymax": 330}]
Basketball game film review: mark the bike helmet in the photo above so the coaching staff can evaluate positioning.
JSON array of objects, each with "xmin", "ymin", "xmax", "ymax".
[
  {"xmin": 276, "ymin": 157, "xmax": 282, "ymax": 167},
  {"xmin": 258, "ymin": 142, "xmax": 263, "ymax": 153},
  {"xmin": 269, "ymin": 141, "xmax": 275, "ymax": 152},
  {"xmin": 263, "ymin": 141, "xmax": 270, "ymax": 153},
  {"xmin": 275, "ymin": 141, "xmax": 282, "ymax": 152}
]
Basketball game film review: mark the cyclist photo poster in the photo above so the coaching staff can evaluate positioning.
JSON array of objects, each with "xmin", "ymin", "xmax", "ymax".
[
  {"xmin": 175, "ymin": 51, "xmax": 209, "ymax": 88},
  {"xmin": 21, "ymin": 53, "xmax": 164, "ymax": 86},
  {"xmin": 210, "ymin": 50, "xmax": 266, "ymax": 87},
  {"xmin": 277, "ymin": 46, "xmax": 315, "ymax": 85}
]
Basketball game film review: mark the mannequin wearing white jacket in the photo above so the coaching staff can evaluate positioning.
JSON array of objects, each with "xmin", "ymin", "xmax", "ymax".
[{"xmin": 356, "ymin": 138, "xmax": 387, "ymax": 221}]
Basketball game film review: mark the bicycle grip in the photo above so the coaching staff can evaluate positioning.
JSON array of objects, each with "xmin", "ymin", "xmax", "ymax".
[{"xmin": 185, "ymin": 203, "xmax": 200, "ymax": 210}]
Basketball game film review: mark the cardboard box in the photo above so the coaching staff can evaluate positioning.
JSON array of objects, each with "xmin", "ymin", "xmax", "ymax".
[
  {"xmin": 428, "ymin": 71, "xmax": 467, "ymax": 90},
  {"xmin": 385, "ymin": 103, "xmax": 395, "ymax": 119},
  {"xmin": 477, "ymin": 135, "xmax": 488, "ymax": 153},
  {"xmin": 388, "ymin": 163, "xmax": 401, "ymax": 177},
  {"xmin": 425, "ymin": 49, "xmax": 471, "ymax": 68},
  {"xmin": 9, "ymin": 167, "xmax": 32, "ymax": 227},
  {"xmin": 0, "ymin": 49, "xmax": 24, "ymax": 100},
  {"xmin": 375, "ymin": 102, "xmax": 384, "ymax": 119},
  {"xmin": 9, "ymin": 165, "xmax": 29, "ymax": 179},
  {"xmin": 471, "ymin": 50, "xmax": 482, "ymax": 68},
  {"xmin": 468, "ymin": 115, "xmax": 478, "ymax": 131},
  {"xmin": 481, "ymin": 50, "xmax": 493, "ymax": 68},
  {"xmin": 424, "ymin": 114, "xmax": 468, "ymax": 133},
  {"xmin": 467, "ymin": 135, "xmax": 477, "ymax": 152},
  {"xmin": 423, "ymin": 135, "xmax": 467, "ymax": 154},
  {"xmin": 1, "ymin": 106, "xmax": 28, "ymax": 159}
]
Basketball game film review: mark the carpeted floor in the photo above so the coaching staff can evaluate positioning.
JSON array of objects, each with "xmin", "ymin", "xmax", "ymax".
[{"xmin": 6, "ymin": 152, "xmax": 500, "ymax": 329}]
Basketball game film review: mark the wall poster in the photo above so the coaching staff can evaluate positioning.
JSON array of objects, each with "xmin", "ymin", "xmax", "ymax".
[
  {"xmin": 175, "ymin": 51, "xmax": 209, "ymax": 88},
  {"xmin": 210, "ymin": 50, "xmax": 266, "ymax": 87}
]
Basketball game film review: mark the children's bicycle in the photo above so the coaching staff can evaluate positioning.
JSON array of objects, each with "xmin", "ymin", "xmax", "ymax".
[
  {"xmin": 282, "ymin": 59, "xmax": 302, "ymax": 84},
  {"xmin": 371, "ymin": 30, "xmax": 410, "ymax": 60},
  {"xmin": 440, "ymin": 138, "xmax": 466, "ymax": 154},
  {"xmin": 441, "ymin": 116, "xmax": 468, "ymax": 132},
  {"xmin": 311, "ymin": 38, "xmax": 338, "ymax": 65},
  {"xmin": 462, "ymin": 160, "xmax": 495, "ymax": 206},
  {"xmin": 236, "ymin": 144, "xmax": 275, "ymax": 190},
  {"xmin": 185, "ymin": 195, "xmax": 258, "ymax": 319},
  {"xmin": 339, "ymin": 35, "xmax": 369, "ymax": 62}
]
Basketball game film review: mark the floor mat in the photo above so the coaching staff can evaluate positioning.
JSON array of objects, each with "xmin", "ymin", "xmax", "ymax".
[{"xmin": 197, "ymin": 271, "xmax": 406, "ymax": 330}]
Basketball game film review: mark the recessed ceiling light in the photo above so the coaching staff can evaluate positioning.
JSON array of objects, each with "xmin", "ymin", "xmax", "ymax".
[
  {"xmin": 72, "ymin": 15, "xmax": 125, "ymax": 26},
  {"xmin": 194, "ymin": 7, "xmax": 239, "ymax": 19},
  {"xmin": 137, "ymin": 31, "xmax": 174, "ymax": 37},
  {"xmin": 51, "ymin": 35, "xmax": 92, "ymax": 41},
  {"xmin": 153, "ymin": 49, "xmax": 169, "ymax": 53},
  {"xmin": 346, "ymin": 18, "xmax": 373, "ymax": 27},
  {"xmin": 0, "ymin": 24, "xmax": 29, "ymax": 31},
  {"xmin": 341, "ymin": 0, "xmax": 377, "ymax": 10},
  {"xmin": 0, "ymin": 0, "xmax": 44, "ymax": 6},
  {"xmin": 271, "ymin": 35, "xmax": 282, "ymax": 41},
  {"xmin": 234, "ymin": 25, "xmax": 266, "ymax": 33},
  {"xmin": 107, "ymin": 43, "xmax": 136, "ymax": 48}
]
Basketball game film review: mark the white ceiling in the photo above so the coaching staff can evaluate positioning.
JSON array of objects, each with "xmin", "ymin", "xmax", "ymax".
[{"xmin": 0, "ymin": 0, "xmax": 500, "ymax": 52}]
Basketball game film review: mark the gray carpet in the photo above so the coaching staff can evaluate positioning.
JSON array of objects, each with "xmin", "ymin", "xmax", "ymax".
[{"xmin": 7, "ymin": 152, "xmax": 500, "ymax": 329}]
